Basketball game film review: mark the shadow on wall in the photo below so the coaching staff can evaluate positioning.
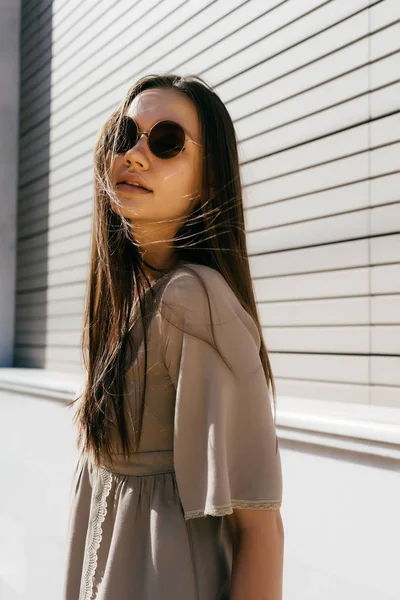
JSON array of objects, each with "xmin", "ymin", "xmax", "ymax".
[{"xmin": 15, "ymin": 0, "xmax": 53, "ymax": 368}]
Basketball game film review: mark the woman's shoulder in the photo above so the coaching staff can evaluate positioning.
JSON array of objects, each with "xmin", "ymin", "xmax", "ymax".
[
  {"xmin": 160, "ymin": 261, "xmax": 258, "ymax": 336},
  {"xmin": 159, "ymin": 261, "xmax": 261, "ymax": 367},
  {"xmin": 161, "ymin": 262, "xmax": 239, "ymax": 311}
]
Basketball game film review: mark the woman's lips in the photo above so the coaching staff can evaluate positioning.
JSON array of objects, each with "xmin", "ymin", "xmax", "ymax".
[{"xmin": 116, "ymin": 183, "xmax": 152, "ymax": 194}]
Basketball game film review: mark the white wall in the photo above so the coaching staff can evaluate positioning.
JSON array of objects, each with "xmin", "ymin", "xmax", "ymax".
[
  {"xmin": 281, "ymin": 439, "xmax": 399, "ymax": 600},
  {"xmin": 0, "ymin": 383, "xmax": 80, "ymax": 600},
  {"xmin": 0, "ymin": 375, "xmax": 398, "ymax": 600}
]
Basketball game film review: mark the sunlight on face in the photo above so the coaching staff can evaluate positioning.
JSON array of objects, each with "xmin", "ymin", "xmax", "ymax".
[{"xmin": 111, "ymin": 88, "xmax": 203, "ymax": 229}]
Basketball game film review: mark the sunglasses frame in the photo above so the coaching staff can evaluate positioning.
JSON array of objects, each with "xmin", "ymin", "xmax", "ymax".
[{"xmin": 110, "ymin": 116, "xmax": 201, "ymax": 159}]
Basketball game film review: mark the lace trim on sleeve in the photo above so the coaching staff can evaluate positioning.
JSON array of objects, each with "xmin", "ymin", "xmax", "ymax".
[
  {"xmin": 184, "ymin": 499, "xmax": 281, "ymax": 520},
  {"xmin": 79, "ymin": 468, "xmax": 113, "ymax": 600}
]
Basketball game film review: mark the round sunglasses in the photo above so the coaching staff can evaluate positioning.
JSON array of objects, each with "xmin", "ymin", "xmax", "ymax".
[{"xmin": 105, "ymin": 116, "xmax": 201, "ymax": 159}]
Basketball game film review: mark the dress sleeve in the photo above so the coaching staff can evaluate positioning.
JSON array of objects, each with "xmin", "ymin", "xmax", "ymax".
[{"xmin": 159, "ymin": 266, "xmax": 283, "ymax": 520}]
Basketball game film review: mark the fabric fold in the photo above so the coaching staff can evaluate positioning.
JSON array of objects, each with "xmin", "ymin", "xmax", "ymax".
[{"xmin": 160, "ymin": 264, "xmax": 283, "ymax": 520}]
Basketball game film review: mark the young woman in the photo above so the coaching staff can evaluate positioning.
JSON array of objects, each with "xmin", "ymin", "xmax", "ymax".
[{"xmin": 63, "ymin": 73, "xmax": 284, "ymax": 600}]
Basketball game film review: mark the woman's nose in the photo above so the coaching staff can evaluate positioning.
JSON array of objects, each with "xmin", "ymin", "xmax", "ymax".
[{"xmin": 124, "ymin": 134, "xmax": 150, "ymax": 167}]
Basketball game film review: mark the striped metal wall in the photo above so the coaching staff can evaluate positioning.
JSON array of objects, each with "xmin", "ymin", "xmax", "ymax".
[{"xmin": 17, "ymin": 0, "xmax": 400, "ymax": 408}]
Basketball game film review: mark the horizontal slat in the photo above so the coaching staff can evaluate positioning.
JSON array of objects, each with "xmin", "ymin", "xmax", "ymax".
[
  {"xmin": 19, "ymin": 182, "xmax": 92, "ymax": 217},
  {"xmin": 270, "ymin": 352, "xmax": 369, "ymax": 383},
  {"xmin": 247, "ymin": 210, "xmax": 370, "ymax": 254},
  {"xmin": 277, "ymin": 378, "xmax": 400, "ymax": 407},
  {"xmin": 259, "ymin": 297, "xmax": 369, "ymax": 326},
  {"xmin": 370, "ymin": 113, "xmax": 400, "ymax": 148},
  {"xmin": 370, "ymin": 143, "xmax": 400, "ymax": 177},
  {"xmin": 370, "ymin": 234, "xmax": 400, "ymax": 264},
  {"xmin": 15, "ymin": 329, "xmax": 81, "ymax": 346},
  {"xmin": 263, "ymin": 326, "xmax": 369, "ymax": 353},
  {"xmin": 370, "ymin": 82, "xmax": 400, "ymax": 118},
  {"xmin": 16, "ymin": 282, "xmax": 86, "ymax": 305},
  {"xmin": 18, "ymin": 233, "xmax": 90, "ymax": 273},
  {"xmin": 370, "ymin": 386, "xmax": 400, "ymax": 409},
  {"xmin": 15, "ymin": 314, "xmax": 84, "ymax": 334},
  {"xmin": 245, "ymin": 181, "xmax": 368, "ymax": 226},
  {"xmin": 18, "ymin": 248, "xmax": 89, "ymax": 280},
  {"xmin": 249, "ymin": 239, "xmax": 368, "ymax": 277},
  {"xmin": 370, "ymin": 51, "xmax": 400, "ymax": 89},
  {"xmin": 371, "ymin": 203, "xmax": 400, "ymax": 237},
  {"xmin": 238, "ymin": 96, "xmax": 369, "ymax": 161},
  {"xmin": 18, "ymin": 229, "xmax": 90, "ymax": 265},
  {"xmin": 14, "ymin": 345, "xmax": 82, "ymax": 366},
  {"xmin": 371, "ymin": 265, "xmax": 400, "ymax": 294},
  {"xmin": 38, "ymin": 360, "xmax": 83, "ymax": 372},
  {"xmin": 254, "ymin": 268, "xmax": 369, "ymax": 301},
  {"xmin": 245, "ymin": 154, "xmax": 369, "ymax": 207},
  {"xmin": 15, "ymin": 298, "xmax": 85, "ymax": 319},
  {"xmin": 43, "ymin": 360, "xmax": 83, "ymax": 372},
  {"xmin": 370, "ymin": 172, "xmax": 400, "ymax": 205},
  {"xmin": 18, "ymin": 233, "xmax": 90, "ymax": 266},
  {"xmin": 275, "ymin": 378, "xmax": 369, "ymax": 404},
  {"xmin": 277, "ymin": 377, "xmax": 400, "ymax": 408},
  {"xmin": 371, "ymin": 326, "xmax": 400, "ymax": 354},
  {"xmin": 243, "ymin": 124, "xmax": 369, "ymax": 180},
  {"xmin": 371, "ymin": 357, "xmax": 400, "ymax": 386},
  {"xmin": 19, "ymin": 145, "xmax": 93, "ymax": 191},
  {"xmin": 18, "ymin": 200, "xmax": 92, "ymax": 239},
  {"xmin": 19, "ymin": 165, "xmax": 90, "ymax": 203},
  {"xmin": 371, "ymin": 296, "xmax": 400, "ymax": 324},
  {"xmin": 18, "ymin": 216, "xmax": 90, "ymax": 252},
  {"xmin": 16, "ymin": 264, "xmax": 89, "ymax": 292}
]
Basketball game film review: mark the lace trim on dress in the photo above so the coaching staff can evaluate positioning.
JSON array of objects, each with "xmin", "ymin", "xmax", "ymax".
[
  {"xmin": 184, "ymin": 499, "xmax": 281, "ymax": 520},
  {"xmin": 79, "ymin": 468, "xmax": 113, "ymax": 600}
]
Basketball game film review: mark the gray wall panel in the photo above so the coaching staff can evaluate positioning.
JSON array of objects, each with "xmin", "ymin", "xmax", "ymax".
[{"xmin": 16, "ymin": 0, "xmax": 400, "ymax": 405}]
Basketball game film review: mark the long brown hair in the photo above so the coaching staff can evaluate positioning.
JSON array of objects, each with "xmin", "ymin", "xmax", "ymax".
[{"xmin": 67, "ymin": 73, "xmax": 276, "ymax": 467}]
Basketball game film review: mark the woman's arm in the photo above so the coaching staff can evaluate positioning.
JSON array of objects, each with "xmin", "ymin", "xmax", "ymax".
[{"xmin": 227, "ymin": 508, "xmax": 284, "ymax": 600}]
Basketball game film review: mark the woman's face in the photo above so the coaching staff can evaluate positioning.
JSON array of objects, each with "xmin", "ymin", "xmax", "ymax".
[{"xmin": 110, "ymin": 88, "xmax": 203, "ymax": 227}]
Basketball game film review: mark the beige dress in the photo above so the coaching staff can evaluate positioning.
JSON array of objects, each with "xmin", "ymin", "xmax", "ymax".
[{"xmin": 62, "ymin": 262, "xmax": 283, "ymax": 600}]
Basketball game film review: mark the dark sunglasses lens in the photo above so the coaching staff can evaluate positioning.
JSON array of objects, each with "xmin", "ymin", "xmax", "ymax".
[
  {"xmin": 149, "ymin": 121, "xmax": 185, "ymax": 158},
  {"xmin": 105, "ymin": 117, "xmax": 137, "ymax": 153}
]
